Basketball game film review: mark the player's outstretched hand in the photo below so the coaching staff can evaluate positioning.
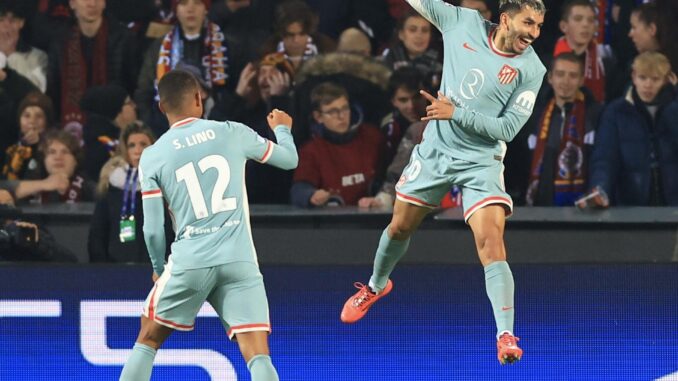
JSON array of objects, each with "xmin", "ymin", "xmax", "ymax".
[
  {"xmin": 267, "ymin": 109, "xmax": 293, "ymax": 130},
  {"xmin": 420, "ymin": 90, "xmax": 455, "ymax": 121}
]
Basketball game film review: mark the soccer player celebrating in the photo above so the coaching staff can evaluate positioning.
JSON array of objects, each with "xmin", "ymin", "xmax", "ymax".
[
  {"xmin": 119, "ymin": 70, "xmax": 298, "ymax": 381},
  {"xmin": 341, "ymin": 0, "xmax": 546, "ymax": 365}
]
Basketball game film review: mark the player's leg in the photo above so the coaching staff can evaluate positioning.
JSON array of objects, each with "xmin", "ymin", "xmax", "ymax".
[
  {"xmin": 121, "ymin": 261, "xmax": 215, "ymax": 380},
  {"xmin": 369, "ymin": 199, "xmax": 430, "ymax": 291},
  {"xmin": 119, "ymin": 316, "xmax": 173, "ymax": 381},
  {"xmin": 467, "ymin": 205, "xmax": 522, "ymax": 364},
  {"xmin": 460, "ymin": 160, "xmax": 521, "ymax": 364},
  {"xmin": 236, "ymin": 331, "xmax": 278, "ymax": 381},
  {"xmin": 208, "ymin": 262, "xmax": 277, "ymax": 381},
  {"xmin": 342, "ymin": 141, "xmax": 449, "ymax": 323},
  {"xmin": 340, "ymin": 200, "xmax": 430, "ymax": 323}
]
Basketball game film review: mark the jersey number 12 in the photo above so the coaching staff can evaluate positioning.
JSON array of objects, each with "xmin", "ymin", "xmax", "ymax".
[{"xmin": 175, "ymin": 154, "xmax": 236, "ymax": 220}]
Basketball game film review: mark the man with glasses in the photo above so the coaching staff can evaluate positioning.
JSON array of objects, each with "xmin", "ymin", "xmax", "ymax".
[{"xmin": 290, "ymin": 82, "xmax": 386, "ymax": 208}]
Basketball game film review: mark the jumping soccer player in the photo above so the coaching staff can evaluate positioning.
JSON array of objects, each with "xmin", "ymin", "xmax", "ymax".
[{"xmin": 341, "ymin": 0, "xmax": 547, "ymax": 365}]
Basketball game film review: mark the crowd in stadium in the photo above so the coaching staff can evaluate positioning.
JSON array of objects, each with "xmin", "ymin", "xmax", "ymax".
[{"xmin": 0, "ymin": 0, "xmax": 676, "ymax": 262}]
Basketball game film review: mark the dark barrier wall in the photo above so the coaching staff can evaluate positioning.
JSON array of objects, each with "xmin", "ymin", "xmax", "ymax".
[
  {"xmin": 14, "ymin": 204, "xmax": 678, "ymax": 264},
  {"xmin": 0, "ymin": 264, "xmax": 676, "ymax": 380}
]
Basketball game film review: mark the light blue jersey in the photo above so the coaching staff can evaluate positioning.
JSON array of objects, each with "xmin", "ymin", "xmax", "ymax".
[
  {"xmin": 139, "ymin": 117, "xmax": 297, "ymax": 274},
  {"xmin": 407, "ymin": 0, "xmax": 546, "ymax": 164}
]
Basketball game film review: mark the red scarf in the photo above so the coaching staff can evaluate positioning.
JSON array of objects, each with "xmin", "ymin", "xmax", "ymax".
[
  {"xmin": 527, "ymin": 92, "xmax": 587, "ymax": 206},
  {"xmin": 60, "ymin": 20, "xmax": 109, "ymax": 136},
  {"xmin": 553, "ymin": 37, "xmax": 605, "ymax": 102},
  {"xmin": 156, "ymin": 21, "xmax": 228, "ymax": 88}
]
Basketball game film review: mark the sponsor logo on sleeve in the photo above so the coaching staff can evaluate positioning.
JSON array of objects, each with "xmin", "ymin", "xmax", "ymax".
[{"xmin": 512, "ymin": 90, "xmax": 536, "ymax": 116}]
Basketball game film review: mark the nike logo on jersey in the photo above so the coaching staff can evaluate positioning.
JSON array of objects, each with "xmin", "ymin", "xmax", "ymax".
[
  {"xmin": 501, "ymin": 306, "xmax": 513, "ymax": 311},
  {"xmin": 463, "ymin": 42, "xmax": 477, "ymax": 52}
]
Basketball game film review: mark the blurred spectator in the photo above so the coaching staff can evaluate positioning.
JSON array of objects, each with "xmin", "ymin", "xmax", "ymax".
[
  {"xmin": 361, "ymin": 121, "xmax": 426, "ymax": 209},
  {"xmin": 458, "ymin": 0, "xmax": 493, "ymax": 21},
  {"xmin": 261, "ymin": 0, "xmax": 336, "ymax": 71},
  {"xmin": 628, "ymin": 3, "xmax": 659, "ymax": 55},
  {"xmin": 136, "ymin": 0, "xmax": 229, "ymax": 133},
  {"xmin": 553, "ymin": 0, "xmax": 616, "ymax": 102},
  {"xmin": 89, "ymin": 123, "xmax": 169, "ymax": 263},
  {"xmin": 337, "ymin": 27, "xmax": 372, "ymax": 56},
  {"xmin": 0, "ymin": 57, "xmax": 38, "ymax": 156},
  {"xmin": 379, "ymin": 67, "xmax": 426, "ymax": 164},
  {"xmin": 1, "ymin": 92, "xmax": 54, "ymax": 181},
  {"xmin": 381, "ymin": 9, "xmax": 442, "ymax": 89},
  {"xmin": 0, "ymin": 188, "xmax": 77, "ymax": 262},
  {"xmin": 291, "ymin": 82, "xmax": 385, "ymax": 208},
  {"xmin": 609, "ymin": 0, "xmax": 642, "ymax": 72},
  {"xmin": 524, "ymin": 53, "xmax": 602, "ymax": 206},
  {"xmin": 6, "ymin": 130, "xmax": 94, "ymax": 204},
  {"xmin": 25, "ymin": 0, "xmax": 73, "ymax": 52},
  {"xmin": 226, "ymin": 53, "xmax": 295, "ymax": 203},
  {"xmin": 0, "ymin": 2, "xmax": 48, "ymax": 92},
  {"xmin": 589, "ymin": 52, "xmax": 678, "ymax": 206},
  {"xmin": 304, "ymin": 0, "xmax": 393, "ymax": 55},
  {"xmin": 654, "ymin": 0, "xmax": 678, "ymax": 78},
  {"xmin": 47, "ymin": 0, "xmax": 138, "ymax": 140},
  {"xmin": 209, "ymin": 0, "xmax": 276, "ymax": 81},
  {"xmin": 292, "ymin": 52, "xmax": 392, "ymax": 146},
  {"xmin": 80, "ymin": 84, "xmax": 137, "ymax": 181}
]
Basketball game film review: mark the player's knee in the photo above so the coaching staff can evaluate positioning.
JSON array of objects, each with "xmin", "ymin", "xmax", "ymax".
[
  {"xmin": 388, "ymin": 220, "xmax": 416, "ymax": 239},
  {"xmin": 473, "ymin": 225, "xmax": 503, "ymax": 251},
  {"xmin": 136, "ymin": 321, "xmax": 167, "ymax": 349}
]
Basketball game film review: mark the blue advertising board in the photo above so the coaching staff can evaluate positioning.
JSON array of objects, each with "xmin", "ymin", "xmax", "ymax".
[{"xmin": 0, "ymin": 263, "xmax": 676, "ymax": 380}]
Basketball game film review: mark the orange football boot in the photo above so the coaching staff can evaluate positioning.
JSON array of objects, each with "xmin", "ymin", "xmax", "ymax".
[
  {"xmin": 340, "ymin": 280, "xmax": 393, "ymax": 323},
  {"xmin": 497, "ymin": 332, "xmax": 523, "ymax": 365}
]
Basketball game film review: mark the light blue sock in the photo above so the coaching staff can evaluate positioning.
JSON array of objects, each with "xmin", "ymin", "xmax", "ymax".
[
  {"xmin": 484, "ymin": 261, "xmax": 515, "ymax": 338},
  {"xmin": 247, "ymin": 354, "xmax": 279, "ymax": 381},
  {"xmin": 119, "ymin": 343, "xmax": 156, "ymax": 381},
  {"xmin": 368, "ymin": 227, "xmax": 410, "ymax": 293}
]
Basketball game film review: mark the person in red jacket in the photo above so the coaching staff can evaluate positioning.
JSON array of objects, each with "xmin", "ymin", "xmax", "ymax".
[{"xmin": 291, "ymin": 82, "xmax": 385, "ymax": 207}]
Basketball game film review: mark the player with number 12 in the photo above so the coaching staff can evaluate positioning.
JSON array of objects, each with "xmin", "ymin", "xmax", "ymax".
[{"xmin": 119, "ymin": 69, "xmax": 297, "ymax": 381}]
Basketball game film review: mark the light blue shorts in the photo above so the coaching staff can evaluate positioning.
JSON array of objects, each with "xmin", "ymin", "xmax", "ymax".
[
  {"xmin": 143, "ymin": 259, "xmax": 270, "ymax": 340},
  {"xmin": 395, "ymin": 140, "xmax": 513, "ymax": 223}
]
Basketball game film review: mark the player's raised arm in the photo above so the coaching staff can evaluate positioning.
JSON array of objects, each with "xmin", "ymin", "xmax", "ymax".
[
  {"xmin": 238, "ymin": 110, "xmax": 298, "ymax": 170},
  {"xmin": 138, "ymin": 153, "xmax": 167, "ymax": 277},
  {"xmin": 406, "ymin": 0, "xmax": 463, "ymax": 31},
  {"xmin": 451, "ymin": 72, "xmax": 545, "ymax": 142}
]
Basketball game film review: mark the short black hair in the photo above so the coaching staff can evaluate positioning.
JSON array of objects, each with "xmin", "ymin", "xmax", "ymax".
[
  {"xmin": 632, "ymin": 2, "xmax": 658, "ymax": 26},
  {"xmin": 0, "ymin": 0, "xmax": 27, "ymax": 19},
  {"xmin": 550, "ymin": 52, "xmax": 585, "ymax": 74},
  {"xmin": 499, "ymin": 0, "xmax": 546, "ymax": 16},
  {"xmin": 560, "ymin": 0, "xmax": 596, "ymax": 22},
  {"xmin": 388, "ymin": 67, "xmax": 424, "ymax": 99},
  {"xmin": 157, "ymin": 70, "xmax": 200, "ymax": 113}
]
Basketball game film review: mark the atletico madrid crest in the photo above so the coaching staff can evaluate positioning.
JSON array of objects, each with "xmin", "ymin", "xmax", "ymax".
[{"xmin": 497, "ymin": 64, "xmax": 517, "ymax": 85}]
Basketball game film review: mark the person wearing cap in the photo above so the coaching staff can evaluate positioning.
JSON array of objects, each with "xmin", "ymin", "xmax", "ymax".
[
  {"xmin": 80, "ymin": 84, "xmax": 138, "ymax": 181},
  {"xmin": 135, "ymin": 0, "xmax": 232, "ymax": 133}
]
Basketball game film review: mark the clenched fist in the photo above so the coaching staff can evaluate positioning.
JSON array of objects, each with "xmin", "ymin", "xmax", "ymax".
[{"xmin": 267, "ymin": 109, "xmax": 293, "ymax": 130}]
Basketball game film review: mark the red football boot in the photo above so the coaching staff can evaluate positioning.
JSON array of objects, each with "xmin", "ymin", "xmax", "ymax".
[{"xmin": 340, "ymin": 280, "xmax": 393, "ymax": 323}]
